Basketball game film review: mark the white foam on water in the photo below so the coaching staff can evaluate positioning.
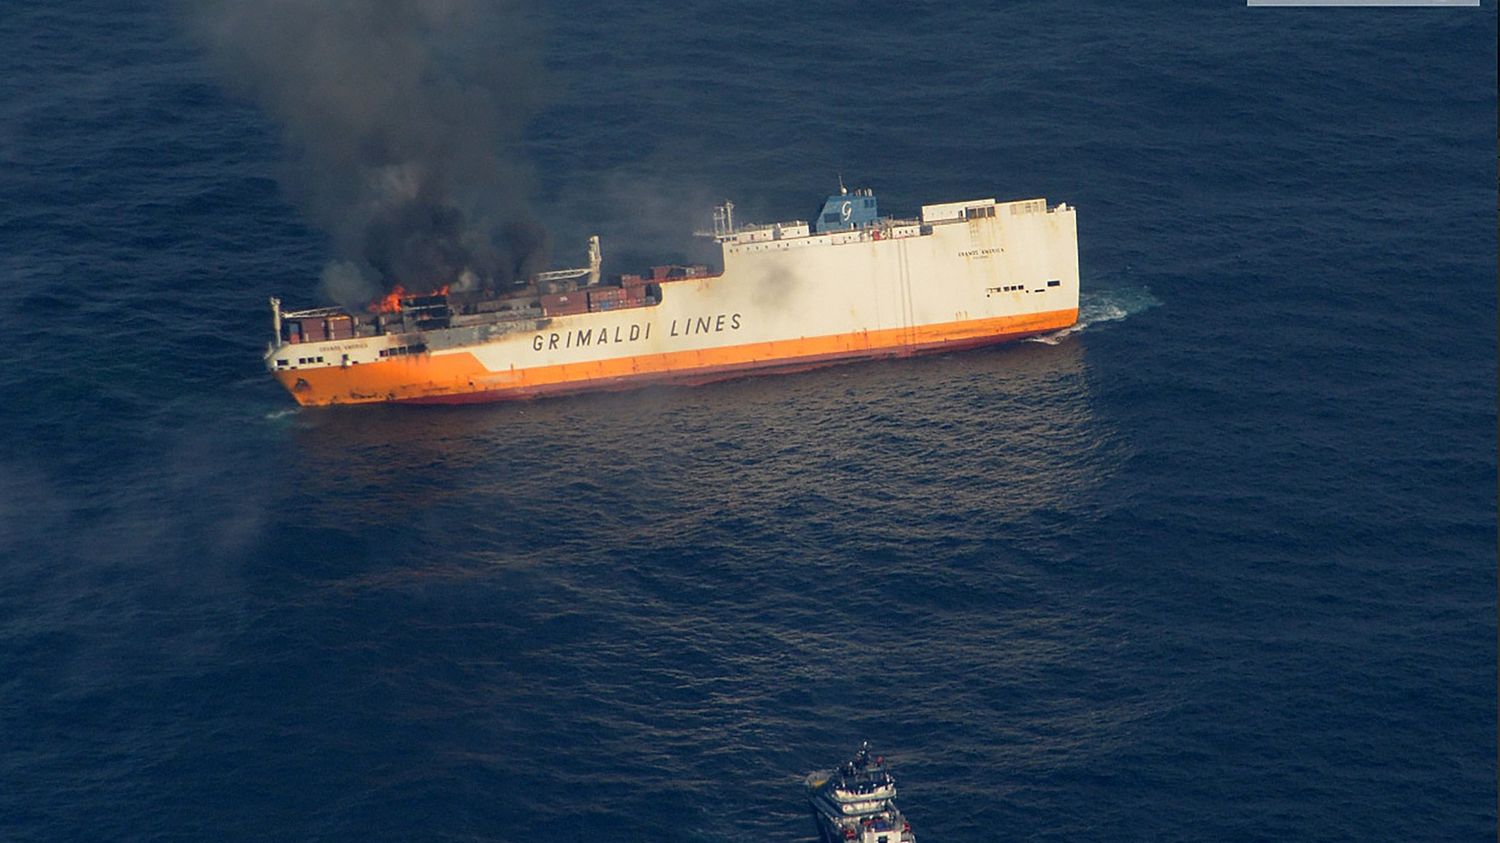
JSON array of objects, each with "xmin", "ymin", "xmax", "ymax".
[{"xmin": 1027, "ymin": 286, "xmax": 1160, "ymax": 345}]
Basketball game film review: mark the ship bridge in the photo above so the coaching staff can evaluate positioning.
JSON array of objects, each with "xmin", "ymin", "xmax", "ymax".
[
  {"xmin": 703, "ymin": 186, "xmax": 889, "ymax": 245},
  {"xmin": 813, "ymin": 187, "xmax": 880, "ymax": 233}
]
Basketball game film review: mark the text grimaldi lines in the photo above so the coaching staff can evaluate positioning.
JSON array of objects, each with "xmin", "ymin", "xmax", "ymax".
[{"xmin": 532, "ymin": 312, "xmax": 743, "ymax": 352}]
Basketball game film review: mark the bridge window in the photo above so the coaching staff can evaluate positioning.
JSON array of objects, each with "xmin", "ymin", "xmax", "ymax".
[{"xmin": 379, "ymin": 343, "xmax": 428, "ymax": 358}]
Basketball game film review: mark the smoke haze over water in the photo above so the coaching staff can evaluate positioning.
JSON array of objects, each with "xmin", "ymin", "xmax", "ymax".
[{"xmin": 184, "ymin": 0, "xmax": 549, "ymax": 305}]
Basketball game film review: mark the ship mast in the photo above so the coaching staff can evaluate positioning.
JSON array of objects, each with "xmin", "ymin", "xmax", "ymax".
[{"xmin": 712, "ymin": 200, "xmax": 735, "ymax": 237}]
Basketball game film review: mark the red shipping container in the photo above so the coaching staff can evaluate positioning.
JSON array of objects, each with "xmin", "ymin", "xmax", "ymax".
[
  {"xmin": 540, "ymin": 292, "xmax": 582, "ymax": 310},
  {"xmin": 543, "ymin": 292, "xmax": 588, "ymax": 316},
  {"xmin": 651, "ymin": 265, "xmax": 670, "ymax": 281},
  {"xmin": 325, "ymin": 315, "xmax": 354, "ymax": 340}
]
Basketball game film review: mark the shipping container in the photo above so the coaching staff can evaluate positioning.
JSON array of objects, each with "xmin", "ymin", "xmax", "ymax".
[
  {"xmin": 326, "ymin": 315, "xmax": 355, "ymax": 340},
  {"xmin": 541, "ymin": 291, "xmax": 588, "ymax": 316},
  {"xmin": 540, "ymin": 292, "xmax": 582, "ymax": 309}
]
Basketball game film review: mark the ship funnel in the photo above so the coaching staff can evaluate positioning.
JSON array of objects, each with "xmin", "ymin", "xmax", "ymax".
[{"xmin": 587, "ymin": 235, "xmax": 602, "ymax": 285}]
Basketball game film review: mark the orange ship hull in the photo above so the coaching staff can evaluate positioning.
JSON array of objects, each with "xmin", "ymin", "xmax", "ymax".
[{"xmin": 274, "ymin": 308, "xmax": 1077, "ymax": 407}]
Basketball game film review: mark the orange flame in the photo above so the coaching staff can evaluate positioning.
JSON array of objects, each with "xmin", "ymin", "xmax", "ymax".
[
  {"xmin": 370, "ymin": 284, "xmax": 406, "ymax": 314},
  {"xmin": 368, "ymin": 283, "xmax": 451, "ymax": 315}
]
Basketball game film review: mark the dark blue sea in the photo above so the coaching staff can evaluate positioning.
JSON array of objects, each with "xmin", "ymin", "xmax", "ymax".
[{"xmin": 1, "ymin": 2, "xmax": 1495, "ymax": 840}]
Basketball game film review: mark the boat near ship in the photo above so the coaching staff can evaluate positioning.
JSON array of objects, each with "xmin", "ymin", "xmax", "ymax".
[
  {"xmin": 805, "ymin": 742, "xmax": 916, "ymax": 843},
  {"xmin": 264, "ymin": 187, "xmax": 1080, "ymax": 406}
]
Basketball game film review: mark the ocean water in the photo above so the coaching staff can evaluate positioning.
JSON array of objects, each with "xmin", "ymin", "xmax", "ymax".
[{"xmin": 1, "ymin": 2, "xmax": 1495, "ymax": 841}]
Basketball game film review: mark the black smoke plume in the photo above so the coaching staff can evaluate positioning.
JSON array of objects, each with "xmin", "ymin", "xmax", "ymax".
[{"xmin": 184, "ymin": 0, "xmax": 550, "ymax": 305}]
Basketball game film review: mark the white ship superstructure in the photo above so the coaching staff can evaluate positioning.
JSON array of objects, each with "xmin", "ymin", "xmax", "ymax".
[{"xmin": 805, "ymin": 743, "xmax": 916, "ymax": 843}]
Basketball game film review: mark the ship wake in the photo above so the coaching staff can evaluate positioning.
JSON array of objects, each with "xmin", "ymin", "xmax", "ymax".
[{"xmin": 1027, "ymin": 285, "xmax": 1160, "ymax": 345}]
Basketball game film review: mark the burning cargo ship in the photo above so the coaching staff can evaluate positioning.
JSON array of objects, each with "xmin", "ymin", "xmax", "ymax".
[{"xmin": 265, "ymin": 188, "xmax": 1080, "ymax": 406}]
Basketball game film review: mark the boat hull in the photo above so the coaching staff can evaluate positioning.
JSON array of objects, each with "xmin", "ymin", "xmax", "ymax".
[
  {"xmin": 273, "ymin": 307, "xmax": 1077, "ymax": 406},
  {"xmin": 268, "ymin": 194, "xmax": 1081, "ymax": 407}
]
